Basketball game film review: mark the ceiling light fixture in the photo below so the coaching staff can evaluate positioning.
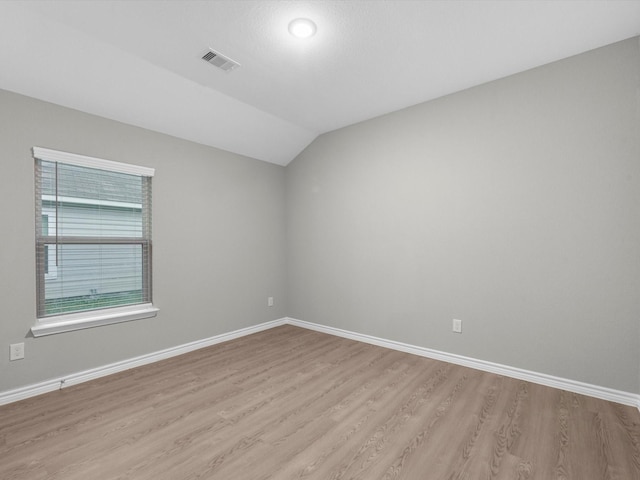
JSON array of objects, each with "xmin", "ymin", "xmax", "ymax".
[{"xmin": 288, "ymin": 18, "xmax": 317, "ymax": 39}]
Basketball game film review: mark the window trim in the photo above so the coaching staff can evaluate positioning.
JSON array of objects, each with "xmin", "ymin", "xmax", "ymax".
[
  {"xmin": 31, "ymin": 303, "xmax": 159, "ymax": 337},
  {"xmin": 32, "ymin": 147, "xmax": 155, "ymax": 177},
  {"xmin": 32, "ymin": 147, "xmax": 157, "ymax": 336}
]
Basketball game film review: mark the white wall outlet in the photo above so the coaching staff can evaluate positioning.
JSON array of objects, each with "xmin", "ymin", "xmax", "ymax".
[
  {"xmin": 267, "ymin": 296, "xmax": 274, "ymax": 307},
  {"xmin": 10, "ymin": 342, "xmax": 25, "ymax": 361},
  {"xmin": 452, "ymin": 319, "xmax": 462, "ymax": 334}
]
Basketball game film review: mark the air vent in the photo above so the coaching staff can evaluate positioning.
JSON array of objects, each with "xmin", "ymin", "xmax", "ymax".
[{"xmin": 201, "ymin": 49, "xmax": 240, "ymax": 72}]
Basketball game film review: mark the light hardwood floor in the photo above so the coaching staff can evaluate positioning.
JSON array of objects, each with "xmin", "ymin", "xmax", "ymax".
[{"xmin": 1, "ymin": 325, "xmax": 639, "ymax": 479}]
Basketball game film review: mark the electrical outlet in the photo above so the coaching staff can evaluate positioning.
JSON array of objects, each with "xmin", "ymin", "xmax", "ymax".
[
  {"xmin": 267, "ymin": 296, "xmax": 274, "ymax": 307},
  {"xmin": 452, "ymin": 319, "xmax": 462, "ymax": 334},
  {"xmin": 10, "ymin": 343, "xmax": 25, "ymax": 361}
]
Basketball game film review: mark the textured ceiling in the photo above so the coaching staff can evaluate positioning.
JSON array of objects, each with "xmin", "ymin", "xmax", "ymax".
[{"xmin": 1, "ymin": 1, "xmax": 639, "ymax": 166}]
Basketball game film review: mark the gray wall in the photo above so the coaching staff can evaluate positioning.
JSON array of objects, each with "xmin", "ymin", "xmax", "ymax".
[
  {"xmin": 286, "ymin": 38, "xmax": 640, "ymax": 394},
  {"xmin": 0, "ymin": 89, "xmax": 287, "ymax": 392}
]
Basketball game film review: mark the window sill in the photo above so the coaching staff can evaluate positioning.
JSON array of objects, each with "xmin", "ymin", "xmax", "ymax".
[{"xmin": 31, "ymin": 304, "xmax": 159, "ymax": 337}]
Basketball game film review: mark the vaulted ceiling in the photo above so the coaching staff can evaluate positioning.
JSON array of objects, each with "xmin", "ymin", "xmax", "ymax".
[{"xmin": 1, "ymin": 1, "xmax": 639, "ymax": 166}]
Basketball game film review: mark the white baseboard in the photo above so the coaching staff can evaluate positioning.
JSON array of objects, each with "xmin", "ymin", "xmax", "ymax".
[
  {"xmin": 2, "ymin": 316, "xmax": 639, "ymax": 413},
  {"xmin": 0, "ymin": 318, "xmax": 287, "ymax": 406},
  {"xmin": 285, "ymin": 318, "xmax": 640, "ymax": 411}
]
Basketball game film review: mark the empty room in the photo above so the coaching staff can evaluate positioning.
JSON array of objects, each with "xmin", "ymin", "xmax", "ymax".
[{"xmin": 1, "ymin": 1, "xmax": 639, "ymax": 479}]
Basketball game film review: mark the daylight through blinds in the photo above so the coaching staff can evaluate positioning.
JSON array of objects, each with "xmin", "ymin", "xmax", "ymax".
[{"xmin": 34, "ymin": 148, "xmax": 153, "ymax": 318}]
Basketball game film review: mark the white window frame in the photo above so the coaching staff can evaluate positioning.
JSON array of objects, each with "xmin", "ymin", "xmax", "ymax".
[{"xmin": 31, "ymin": 147, "xmax": 158, "ymax": 337}]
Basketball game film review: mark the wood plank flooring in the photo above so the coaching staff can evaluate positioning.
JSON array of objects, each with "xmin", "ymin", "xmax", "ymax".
[{"xmin": 1, "ymin": 325, "xmax": 639, "ymax": 479}]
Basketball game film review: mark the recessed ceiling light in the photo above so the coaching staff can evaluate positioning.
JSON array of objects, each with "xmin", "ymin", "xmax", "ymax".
[{"xmin": 288, "ymin": 18, "xmax": 317, "ymax": 39}]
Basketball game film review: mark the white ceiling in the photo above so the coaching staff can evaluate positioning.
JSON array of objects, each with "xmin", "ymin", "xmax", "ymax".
[{"xmin": 1, "ymin": 1, "xmax": 639, "ymax": 166}]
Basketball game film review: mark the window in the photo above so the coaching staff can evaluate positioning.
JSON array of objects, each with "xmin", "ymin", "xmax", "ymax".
[{"xmin": 32, "ymin": 147, "xmax": 158, "ymax": 336}]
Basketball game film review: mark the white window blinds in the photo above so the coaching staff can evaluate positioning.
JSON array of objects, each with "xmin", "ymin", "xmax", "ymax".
[{"xmin": 34, "ymin": 147, "xmax": 154, "ymax": 319}]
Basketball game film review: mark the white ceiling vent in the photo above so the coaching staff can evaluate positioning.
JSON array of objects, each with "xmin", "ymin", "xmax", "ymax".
[{"xmin": 202, "ymin": 49, "xmax": 240, "ymax": 72}]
